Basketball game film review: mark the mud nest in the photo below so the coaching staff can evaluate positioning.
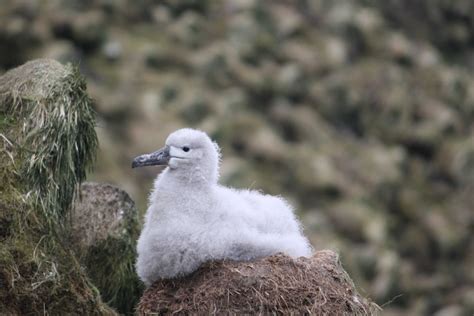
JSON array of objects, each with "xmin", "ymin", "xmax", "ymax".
[{"xmin": 138, "ymin": 250, "xmax": 379, "ymax": 315}]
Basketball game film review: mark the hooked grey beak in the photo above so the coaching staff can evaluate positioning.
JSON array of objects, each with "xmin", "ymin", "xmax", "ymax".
[{"xmin": 132, "ymin": 146, "xmax": 170, "ymax": 168}]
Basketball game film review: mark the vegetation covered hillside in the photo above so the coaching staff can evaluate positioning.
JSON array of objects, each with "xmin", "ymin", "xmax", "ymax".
[{"xmin": 1, "ymin": 1, "xmax": 473, "ymax": 314}]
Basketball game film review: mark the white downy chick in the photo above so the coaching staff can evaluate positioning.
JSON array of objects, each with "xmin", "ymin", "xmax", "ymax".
[{"xmin": 132, "ymin": 128, "xmax": 312, "ymax": 286}]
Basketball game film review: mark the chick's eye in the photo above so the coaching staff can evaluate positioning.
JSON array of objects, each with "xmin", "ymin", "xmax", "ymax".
[{"xmin": 182, "ymin": 146, "xmax": 190, "ymax": 152}]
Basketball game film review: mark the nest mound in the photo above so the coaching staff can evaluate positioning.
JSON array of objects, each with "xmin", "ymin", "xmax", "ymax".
[{"xmin": 138, "ymin": 250, "xmax": 379, "ymax": 315}]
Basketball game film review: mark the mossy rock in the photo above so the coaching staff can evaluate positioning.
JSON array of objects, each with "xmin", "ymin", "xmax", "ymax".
[
  {"xmin": 0, "ymin": 59, "xmax": 115, "ymax": 314},
  {"xmin": 72, "ymin": 182, "xmax": 143, "ymax": 315}
]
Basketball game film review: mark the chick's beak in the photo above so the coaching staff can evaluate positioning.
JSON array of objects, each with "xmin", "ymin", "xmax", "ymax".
[{"xmin": 132, "ymin": 146, "xmax": 170, "ymax": 168}]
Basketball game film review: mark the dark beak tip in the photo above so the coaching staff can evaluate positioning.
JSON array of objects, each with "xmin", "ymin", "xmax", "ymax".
[{"xmin": 131, "ymin": 157, "xmax": 141, "ymax": 169}]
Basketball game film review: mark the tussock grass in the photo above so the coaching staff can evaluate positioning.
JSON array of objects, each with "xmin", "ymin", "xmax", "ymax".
[
  {"xmin": 0, "ymin": 59, "xmax": 97, "ymax": 225},
  {"xmin": 0, "ymin": 59, "xmax": 114, "ymax": 315}
]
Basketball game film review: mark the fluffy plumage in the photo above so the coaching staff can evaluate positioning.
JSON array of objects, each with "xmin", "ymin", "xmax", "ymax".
[{"xmin": 135, "ymin": 128, "xmax": 312, "ymax": 286}]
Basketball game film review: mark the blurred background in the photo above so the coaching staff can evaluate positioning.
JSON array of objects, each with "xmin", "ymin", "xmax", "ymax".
[{"xmin": 1, "ymin": 0, "xmax": 473, "ymax": 315}]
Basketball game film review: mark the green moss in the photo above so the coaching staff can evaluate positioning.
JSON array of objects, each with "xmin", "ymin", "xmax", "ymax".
[{"xmin": 85, "ymin": 236, "xmax": 144, "ymax": 314}]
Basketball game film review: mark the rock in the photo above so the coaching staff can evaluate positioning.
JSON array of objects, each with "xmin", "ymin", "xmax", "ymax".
[
  {"xmin": 71, "ymin": 182, "xmax": 138, "ymax": 251},
  {"xmin": 137, "ymin": 251, "xmax": 378, "ymax": 315},
  {"xmin": 71, "ymin": 182, "xmax": 142, "ymax": 315}
]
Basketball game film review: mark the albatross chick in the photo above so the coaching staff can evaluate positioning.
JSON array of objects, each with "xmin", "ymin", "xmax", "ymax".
[{"xmin": 132, "ymin": 128, "xmax": 312, "ymax": 286}]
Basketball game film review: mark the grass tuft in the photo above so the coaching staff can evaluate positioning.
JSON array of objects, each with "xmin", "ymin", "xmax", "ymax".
[
  {"xmin": 0, "ymin": 59, "xmax": 113, "ymax": 315},
  {"xmin": 1, "ymin": 59, "xmax": 97, "ymax": 225}
]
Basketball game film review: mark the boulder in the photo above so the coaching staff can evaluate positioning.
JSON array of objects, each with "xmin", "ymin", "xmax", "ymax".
[{"xmin": 71, "ymin": 182, "xmax": 143, "ymax": 315}]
